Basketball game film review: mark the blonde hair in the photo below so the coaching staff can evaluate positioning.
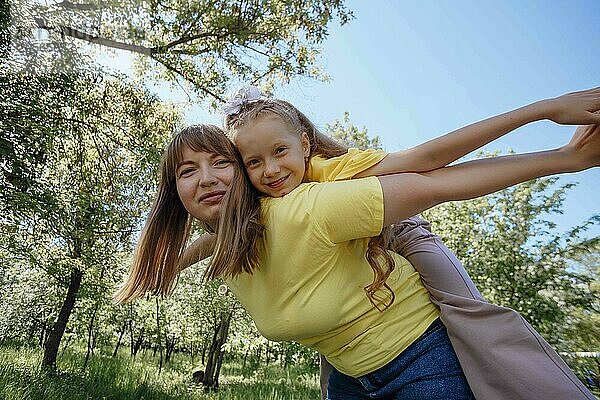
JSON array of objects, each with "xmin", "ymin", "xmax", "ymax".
[
  {"xmin": 114, "ymin": 124, "xmax": 264, "ymax": 303},
  {"xmin": 222, "ymin": 98, "xmax": 397, "ymax": 310}
]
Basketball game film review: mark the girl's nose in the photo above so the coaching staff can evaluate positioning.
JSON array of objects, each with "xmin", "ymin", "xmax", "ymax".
[{"xmin": 263, "ymin": 160, "xmax": 281, "ymax": 177}]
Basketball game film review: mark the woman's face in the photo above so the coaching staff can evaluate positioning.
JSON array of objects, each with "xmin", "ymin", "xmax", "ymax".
[{"xmin": 175, "ymin": 145, "xmax": 235, "ymax": 227}]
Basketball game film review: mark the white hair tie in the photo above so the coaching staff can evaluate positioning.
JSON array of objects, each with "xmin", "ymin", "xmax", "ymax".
[{"xmin": 221, "ymin": 86, "xmax": 266, "ymax": 116}]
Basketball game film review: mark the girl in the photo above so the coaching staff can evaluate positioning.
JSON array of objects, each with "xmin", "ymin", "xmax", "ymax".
[{"xmin": 215, "ymin": 86, "xmax": 599, "ymax": 399}]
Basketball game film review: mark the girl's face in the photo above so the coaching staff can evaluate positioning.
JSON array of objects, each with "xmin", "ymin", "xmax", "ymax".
[
  {"xmin": 233, "ymin": 115, "xmax": 310, "ymax": 197},
  {"xmin": 175, "ymin": 146, "xmax": 235, "ymax": 227}
]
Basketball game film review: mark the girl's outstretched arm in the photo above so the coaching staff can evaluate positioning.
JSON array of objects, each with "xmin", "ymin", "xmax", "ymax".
[
  {"xmin": 177, "ymin": 232, "xmax": 216, "ymax": 272},
  {"xmin": 379, "ymin": 123, "xmax": 600, "ymax": 226},
  {"xmin": 356, "ymin": 87, "xmax": 600, "ymax": 178}
]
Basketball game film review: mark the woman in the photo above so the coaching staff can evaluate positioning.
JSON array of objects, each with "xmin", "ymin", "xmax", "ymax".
[{"xmin": 117, "ymin": 123, "xmax": 599, "ymax": 399}]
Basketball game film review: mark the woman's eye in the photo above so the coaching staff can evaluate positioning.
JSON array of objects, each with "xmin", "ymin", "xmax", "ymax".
[
  {"xmin": 215, "ymin": 159, "xmax": 231, "ymax": 167},
  {"xmin": 179, "ymin": 168, "xmax": 194, "ymax": 177}
]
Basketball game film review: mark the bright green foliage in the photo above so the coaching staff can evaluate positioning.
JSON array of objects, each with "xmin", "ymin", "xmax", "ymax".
[
  {"xmin": 326, "ymin": 111, "xmax": 382, "ymax": 150},
  {"xmin": 0, "ymin": 73, "xmax": 181, "ymax": 352},
  {"xmin": 1, "ymin": 73, "xmax": 77, "ymax": 217},
  {"xmin": 0, "ymin": 344, "xmax": 320, "ymax": 399},
  {"xmin": 422, "ymin": 173, "xmax": 599, "ymax": 346},
  {"xmin": 0, "ymin": 0, "xmax": 357, "ymax": 387},
  {"xmin": 560, "ymin": 240, "xmax": 600, "ymax": 350},
  {"xmin": 8, "ymin": 0, "xmax": 353, "ymax": 103}
]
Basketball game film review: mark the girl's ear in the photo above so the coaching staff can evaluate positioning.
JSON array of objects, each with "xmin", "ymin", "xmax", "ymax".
[{"xmin": 301, "ymin": 132, "xmax": 310, "ymax": 157}]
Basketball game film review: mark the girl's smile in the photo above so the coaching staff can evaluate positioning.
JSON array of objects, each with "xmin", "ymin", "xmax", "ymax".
[{"xmin": 265, "ymin": 174, "xmax": 290, "ymax": 189}]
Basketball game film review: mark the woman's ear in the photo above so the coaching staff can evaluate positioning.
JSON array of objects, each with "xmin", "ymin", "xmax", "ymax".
[{"xmin": 301, "ymin": 132, "xmax": 310, "ymax": 157}]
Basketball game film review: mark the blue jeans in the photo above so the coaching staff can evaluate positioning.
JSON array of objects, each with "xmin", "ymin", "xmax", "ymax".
[{"xmin": 327, "ymin": 319, "xmax": 475, "ymax": 399}]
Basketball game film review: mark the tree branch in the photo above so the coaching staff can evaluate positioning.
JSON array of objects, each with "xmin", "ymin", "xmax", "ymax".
[
  {"xmin": 35, "ymin": 19, "xmax": 153, "ymax": 56},
  {"xmin": 153, "ymin": 30, "xmax": 241, "ymax": 54},
  {"xmin": 34, "ymin": 19, "xmax": 226, "ymax": 101},
  {"xmin": 151, "ymin": 56, "xmax": 225, "ymax": 102},
  {"xmin": 251, "ymin": 53, "xmax": 295, "ymax": 85},
  {"xmin": 238, "ymin": 42, "xmax": 269, "ymax": 58},
  {"xmin": 57, "ymin": 1, "xmax": 99, "ymax": 11}
]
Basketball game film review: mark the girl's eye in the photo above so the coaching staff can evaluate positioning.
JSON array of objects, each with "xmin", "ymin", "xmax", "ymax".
[
  {"xmin": 246, "ymin": 159, "xmax": 259, "ymax": 168},
  {"xmin": 275, "ymin": 146, "xmax": 287, "ymax": 155}
]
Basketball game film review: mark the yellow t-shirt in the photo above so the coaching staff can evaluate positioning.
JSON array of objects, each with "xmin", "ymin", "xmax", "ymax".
[
  {"xmin": 227, "ymin": 177, "xmax": 439, "ymax": 377},
  {"xmin": 304, "ymin": 148, "xmax": 388, "ymax": 182}
]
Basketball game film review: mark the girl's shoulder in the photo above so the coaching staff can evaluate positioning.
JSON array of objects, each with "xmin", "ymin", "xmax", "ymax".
[{"xmin": 306, "ymin": 148, "xmax": 388, "ymax": 183}]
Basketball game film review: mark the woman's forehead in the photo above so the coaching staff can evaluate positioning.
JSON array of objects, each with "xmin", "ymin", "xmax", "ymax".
[
  {"xmin": 175, "ymin": 135, "xmax": 231, "ymax": 158},
  {"xmin": 175, "ymin": 145, "xmax": 227, "ymax": 164}
]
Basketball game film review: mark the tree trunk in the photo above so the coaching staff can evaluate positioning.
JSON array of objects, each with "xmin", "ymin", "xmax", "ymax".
[
  {"xmin": 132, "ymin": 327, "xmax": 144, "ymax": 356},
  {"xmin": 113, "ymin": 320, "xmax": 127, "ymax": 357},
  {"xmin": 202, "ymin": 335, "xmax": 208, "ymax": 364},
  {"xmin": 265, "ymin": 342, "xmax": 271, "ymax": 366},
  {"xmin": 59, "ymin": 333, "xmax": 74, "ymax": 358},
  {"xmin": 165, "ymin": 334, "xmax": 176, "ymax": 363},
  {"xmin": 242, "ymin": 348, "xmax": 249, "ymax": 371},
  {"xmin": 28, "ymin": 318, "xmax": 39, "ymax": 344},
  {"xmin": 42, "ymin": 267, "xmax": 83, "ymax": 369},
  {"xmin": 38, "ymin": 320, "xmax": 47, "ymax": 348},
  {"xmin": 283, "ymin": 347, "xmax": 290, "ymax": 369},
  {"xmin": 256, "ymin": 346, "xmax": 262, "ymax": 365},
  {"xmin": 128, "ymin": 305, "xmax": 135, "ymax": 356},
  {"xmin": 202, "ymin": 309, "xmax": 233, "ymax": 389},
  {"xmin": 212, "ymin": 312, "xmax": 231, "ymax": 387},
  {"xmin": 82, "ymin": 303, "xmax": 99, "ymax": 371},
  {"xmin": 155, "ymin": 297, "xmax": 163, "ymax": 372}
]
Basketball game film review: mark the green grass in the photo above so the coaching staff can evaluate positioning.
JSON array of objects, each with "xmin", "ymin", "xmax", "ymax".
[{"xmin": 0, "ymin": 344, "xmax": 320, "ymax": 400}]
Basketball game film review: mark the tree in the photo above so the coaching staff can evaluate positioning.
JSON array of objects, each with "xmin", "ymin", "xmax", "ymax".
[
  {"xmin": 422, "ymin": 174, "xmax": 598, "ymax": 342},
  {"xmin": 326, "ymin": 111, "xmax": 382, "ymax": 149},
  {"xmin": 8, "ymin": 0, "xmax": 353, "ymax": 103},
  {"xmin": 0, "ymin": 73, "xmax": 181, "ymax": 369}
]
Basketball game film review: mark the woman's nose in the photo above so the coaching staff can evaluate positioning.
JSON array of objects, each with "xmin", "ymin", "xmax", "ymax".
[{"xmin": 198, "ymin": 168, "xmax": 218, "ymax": 187}]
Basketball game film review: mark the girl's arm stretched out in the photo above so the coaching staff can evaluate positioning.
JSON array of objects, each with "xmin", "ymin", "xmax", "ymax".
[
  {"xmin": 356, "ymin": 88, "xmax": 600, "ymax": 178},
  {"xmin": 180, "ymin": 89, "xmax": 600, "ymax": 271},
  {"xmin": 379, "ymin": 123, "xmax": 600, "ymax": 226}
]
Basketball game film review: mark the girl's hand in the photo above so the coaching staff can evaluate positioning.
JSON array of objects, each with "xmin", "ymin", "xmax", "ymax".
[
  {"xmin": 541, "ymin": 87, "xmax": 600, "ymax": 125},
  {"xmin": 560, "ymin": 123, "xmax": 600, "ymax": 171}
]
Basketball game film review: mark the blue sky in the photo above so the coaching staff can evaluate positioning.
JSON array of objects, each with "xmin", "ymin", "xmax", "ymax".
[{"xmin": 104, "ymin": 1, "xmax": 600, "ymax": 238}]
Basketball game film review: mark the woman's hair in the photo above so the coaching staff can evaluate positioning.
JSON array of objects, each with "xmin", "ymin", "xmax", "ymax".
[
  {"xmin": 114, "ymin": 124, "xmax": 264, "ymax": 303},
  {"xmin": 222, "ymin": 96, "xmax": 397, "ymax": 310}
]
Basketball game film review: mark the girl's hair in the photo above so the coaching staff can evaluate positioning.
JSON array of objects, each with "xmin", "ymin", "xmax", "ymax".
[
  {"xmin": 222, "ymin": 97, "xmax": 397, "ymax": 310},
  {"xmin": 114, "ymin": 124, "xmax": 264, "ymax": 303}
]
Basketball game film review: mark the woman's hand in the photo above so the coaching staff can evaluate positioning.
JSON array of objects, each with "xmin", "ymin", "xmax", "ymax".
[{"xmin": 540, "ymin": 87, "xmax": 600, "ymax": 125}]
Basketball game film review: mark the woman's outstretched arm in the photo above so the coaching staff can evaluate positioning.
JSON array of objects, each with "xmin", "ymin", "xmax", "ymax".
[
  {"xmin": 379, "ymin": 123, "xmax": 600, "ymax": 226},
  {"xmin": 177, "ymin": 233, "xmax": 216, "ymax": 272},
  {"xmin": 356, "ymin": 87, "xmax": 600, "ymax": 177}
]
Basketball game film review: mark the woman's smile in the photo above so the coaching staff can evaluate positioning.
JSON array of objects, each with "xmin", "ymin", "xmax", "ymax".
[{"xmin": 199, "ymin": 190, "xmax": 226, "ymax": 205}]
